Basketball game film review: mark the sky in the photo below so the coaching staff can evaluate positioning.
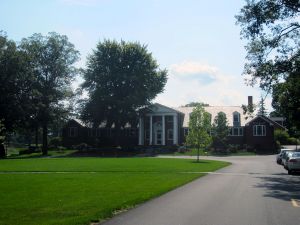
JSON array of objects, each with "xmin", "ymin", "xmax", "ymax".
[{"xmin": 0, "ymin": 0, "xmax": 271, "ymax": 110}]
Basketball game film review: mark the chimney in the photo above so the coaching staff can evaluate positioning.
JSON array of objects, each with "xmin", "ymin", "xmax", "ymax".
[{"xmin": 248, "ymin": 96, "xmax": 253, "ymax": 107}]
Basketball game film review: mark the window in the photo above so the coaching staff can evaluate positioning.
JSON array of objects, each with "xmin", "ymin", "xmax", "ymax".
[
  {"xmin": 183, "ymin": 128, "xmax": 189, "ymax": 136},
  {"xmin": 233, "ymin": 112, "xmax": 241, "ymax": 127},
  {"xmin": 69, "ymin": 127, "xmax": 78, "ymax": 137},
  {"xmin": 253, "ymin": 125, "xmax": 266, "ymax": 136},
  {"xmin": 229, "ymin": 127, "xmax": 243, "ymax": 136},
  {"xmin": 166, "ymin": 116, "xmax": 173, "ymax": 123},
  {"xmin": 167, "ymin": 129, "xmax": 173, "ymax": 140}
]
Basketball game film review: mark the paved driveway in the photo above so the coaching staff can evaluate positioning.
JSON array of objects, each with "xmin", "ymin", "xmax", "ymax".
[{"xmin": 101, "ymin": 155, "xmax": 300, "ymax": 225}]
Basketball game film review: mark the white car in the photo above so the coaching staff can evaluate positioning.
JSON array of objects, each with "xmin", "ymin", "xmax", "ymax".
[
  {"xmin": 285, "ymin": 152, "xmax": 300, "ymax": 175},
  {"xmin": 282, "ymin": 151, "xmax": 294, "ymax": 168},
  {"xmin": 276, "ymin": 149, "xmax": 293, "ymax": 165}
]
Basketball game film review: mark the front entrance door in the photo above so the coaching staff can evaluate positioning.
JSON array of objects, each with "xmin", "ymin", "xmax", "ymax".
[{"xmin": 155, "ymin": 130, "xmax": 162, "ymax": 145}]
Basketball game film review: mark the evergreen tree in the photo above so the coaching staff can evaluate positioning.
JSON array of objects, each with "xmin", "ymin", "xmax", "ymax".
[{"xmin": 211, "ymin": 112, "xmax": 229, "ymax": 150}]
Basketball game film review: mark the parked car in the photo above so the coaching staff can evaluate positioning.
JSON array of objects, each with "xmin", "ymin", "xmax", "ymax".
[
  {"xmin": 282, "ymin": 151, "xmax": 294, "ymax": 169},
  {"xmin": 276, "ymin": 149, "xmax": 293, "ymax": 165},
  {"xmin": 285, "ymin": 152, "xmax": 300, "ymax": 175}
]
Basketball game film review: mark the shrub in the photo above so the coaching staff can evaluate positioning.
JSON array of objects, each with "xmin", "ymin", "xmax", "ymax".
[
  {"xmin": 274, "ymin": 130, "xmax": 290, "ymax": 145},
  {"xmin": 74, "ymin": 143, "xmax": 90, "ymax": 151},
  {"xmin": 228, "ymin": 144, "xmax": 239, "ymax": 153},
  {"xmin": 49, "ymin": 137, "xmax": 62, "ymax": 149},
  {"xmin": 287, "ymin": 137, "xmax": 300, "ymax": 145}
]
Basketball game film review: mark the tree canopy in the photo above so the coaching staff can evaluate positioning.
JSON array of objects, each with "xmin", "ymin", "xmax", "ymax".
[
  {"xmin": 236, "ymin": 0, "xmax": 300, "ymax": 90},
  {"xmin": 186, "ymin": 105, "xmax": 212, "ymax": 162},
  {"xmin": 211, "ymin": 112, "xmax": 229, "ymax": 150},
  {"xmin": 184, "ymin": 102, "xmax": 209, "ymax": 107},
  {"xmin": 272, "ymin": 70, "xmax": 300, "ymax": 133},
  {"xmin": 19, "ymin": 32, "xmax": 80, "ymax": 154},
  {"xmin": 81, "ymin": 40, "xmax": 167, "ymax": 131},
  {"xmin": 0, "ymin": 32, "xmax": 32, "ymax": 131}
]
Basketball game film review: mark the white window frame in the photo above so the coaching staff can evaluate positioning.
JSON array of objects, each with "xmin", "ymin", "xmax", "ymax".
[
  {"xmin": 229, "ymin": 127, "xmax": 243, "ymax": 136},
  {"xmin": 69, "ymin": 127, "xmax": 78, "ymax": 137},
  {"xmin": 253, "ymin": 125, "xmax": 266, "ymax": 136},
  {"xmin": 167, "ymin": 129, "xmax": 174, "ymax": 140}
]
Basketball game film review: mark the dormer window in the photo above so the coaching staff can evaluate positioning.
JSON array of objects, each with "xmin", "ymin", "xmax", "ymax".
[{"xmin": 233, "ymin": 112, "xmax": 241, "ymax": 127}]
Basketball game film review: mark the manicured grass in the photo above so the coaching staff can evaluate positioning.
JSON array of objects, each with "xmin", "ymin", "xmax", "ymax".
[
  {"xmin": 173, "ymin": 148, "xmax": 256, "ymax": 156},
  {"xmin": 0, "ymin": 157, "xmax": 230, "ymax": 225}
]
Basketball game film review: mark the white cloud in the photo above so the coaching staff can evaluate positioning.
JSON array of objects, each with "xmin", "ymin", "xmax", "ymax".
[
  {"xmin": 155, "ymin": 60, "xmax": 272, "ymax": 111},
  {"xmin": 170, "ymin": 61, "xmax": 218, "ymax": 76}
]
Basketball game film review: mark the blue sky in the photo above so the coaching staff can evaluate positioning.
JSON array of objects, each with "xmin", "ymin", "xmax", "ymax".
[{"xmin": 0, "ymin": 0, "xmax": 270, "ymax": 110}]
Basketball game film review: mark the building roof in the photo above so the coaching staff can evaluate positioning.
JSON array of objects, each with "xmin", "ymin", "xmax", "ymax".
[
  {"xmin": 175, "ymin": 106, "xmax": 251, "ymax": 127},
  {"xmin": 245, "ymin": 115, "xmax": 286, "ymax": 130}
]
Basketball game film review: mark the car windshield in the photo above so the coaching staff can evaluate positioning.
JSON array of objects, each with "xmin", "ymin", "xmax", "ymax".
[{"xmin": 292, "ymin": 152, "xmax": 300, "ymax": 157}]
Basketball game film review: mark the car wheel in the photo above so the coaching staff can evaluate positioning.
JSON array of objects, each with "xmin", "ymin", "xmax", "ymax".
[{"xmin": 288, "ymin": 170, "xmax": 293, "ymax": 175}]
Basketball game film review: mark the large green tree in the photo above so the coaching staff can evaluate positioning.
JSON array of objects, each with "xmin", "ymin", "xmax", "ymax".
[
  {"xmin": 272, "ymin": 70, "xmax": 300, "ymax": 133},
  {"xmin": 81, "ymin": 40, "xmax": 167, "ymax": 139},
  {"xmin": 0, "ymin": 32, "xmax": 33, "ymax": 132},
  {"xmin": 19, "ymin": 32, "xmax": 80, "ymax": 155},
  {"xmin": 236, "ymin": 0, "xmax": 300, "ymax": 90},
  {"xmin": 211, "ymin": 112, "xmax": 229, "ymax": 150},
  {"xmin": 186, "ymin": 105, "xmax": 212, "ymax": 162}
]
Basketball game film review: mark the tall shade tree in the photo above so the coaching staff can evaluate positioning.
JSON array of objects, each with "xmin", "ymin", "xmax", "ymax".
[
  {"xmin": 0, "ymin": 32, "xmax": 33, "ymax": 132},
  {"xmin": 81, "ymin": 40, "xmax": 167, "ymax": 139},
  {"xmin": 272, "ymin": 70, "xmax": 300, "ymax": 133},
  {"xmin": 236, "ymin": 0, "xmax": 300, "ymax": 90},
  {"xmin": 211, "ymin": 112, "xmax": 229, "ymax": 151},
  {"xmin": 186, "ymin": 105, "xmax": 212, "ymax": 162},
  {"xmin": 19, "ymin": 32, "xmax": 80, "ymax": 155}
]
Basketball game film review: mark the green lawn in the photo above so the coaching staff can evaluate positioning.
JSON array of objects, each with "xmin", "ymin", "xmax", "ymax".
[
  {"xmin": 173, "ymin": 148, "xmax": 256, "ymax": 156},
  {"xmin": 0, "ymin": 157, "xmax": 230, "ymax": 225}
]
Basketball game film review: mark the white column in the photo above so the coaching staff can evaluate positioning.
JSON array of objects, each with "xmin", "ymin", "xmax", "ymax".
[
  {"xmin": 149, "ymin": 115, "xmax": 153, "ymax": 145},
  {"xmin": 162, "ymin": 115, "xmax": 165, "ymax": 145},
  {"xmin": 138, "ymin": 117, "xmax": 144, "ymax": 145},
  {"xmin": 173, "ymin": 114, "xmax": 178, "ymax": 145}
]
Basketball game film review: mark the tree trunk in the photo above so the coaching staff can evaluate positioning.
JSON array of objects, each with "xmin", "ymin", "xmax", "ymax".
[
  {"xmin": 42, "ymin": 123, "xmax": 48, "ymax": 156},
  {"xmin": 197, "ymin": 147, "xmax": 200, "ymax": 162}
]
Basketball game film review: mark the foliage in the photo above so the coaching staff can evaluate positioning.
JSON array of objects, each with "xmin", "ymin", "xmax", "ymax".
[
  {"xmin": 0, "ymin": 158, "xmax": 229, "ymax": 225},
  {"xmin": 274, "ymin": 129, "xmax": 300, "ymax": 145},
  {"xmin": 186, "ymin": 105, "xmax": 212, "ymax": 161},
  {"xmin": 48, "ymin": 137, "xmax": 62, "ymax": 149},
  {"xmin": 258, "ymin": 95, "xmax": 267, "ymax": 116},
  {"xmin": 184, "ymin": 102, "xmax": 209, "ymax": 107},
  {"xmin": 272, "ymin": 71, "xmax": 300, "ymax": 130},
  {"xmin": 236, "ymin": 0, "xmax": 300, "ymax": 90},
  {"xmin": 19, "ymin": 32, "xmax": 80, "ymax": 155},
  {"xmin": 211, "ymin": 112, "xmax": 229, "ymax": 150},
  {"xmin": 0, "ymin": 32, "xmax": 33, "ymax": 131},
  {"xmin": 242, "ymin": 103, "xmax": 256, "ymax": 120},
  {"xmin": 81, "ymin": 40, "xmax": 167, "ymax": 132}
]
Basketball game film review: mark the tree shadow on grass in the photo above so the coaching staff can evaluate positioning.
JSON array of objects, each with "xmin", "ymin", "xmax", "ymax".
[
  {"xmin": 189, "ymin": 160, "xmax": 210, "ymax": 164},
  {"xmin": 254, "ymin": 173, "xmax": 300, "ymax": 202}
]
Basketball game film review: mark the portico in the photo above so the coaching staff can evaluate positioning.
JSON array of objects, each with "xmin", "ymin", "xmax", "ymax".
[{"xmin": 138, "ymin": 103, "xmax": 182, "ymax": 146}]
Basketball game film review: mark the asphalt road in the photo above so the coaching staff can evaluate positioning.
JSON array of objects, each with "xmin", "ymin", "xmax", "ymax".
[{"xmin": 101, "ymin": 155, "xmax": 300, "ymax": 225}]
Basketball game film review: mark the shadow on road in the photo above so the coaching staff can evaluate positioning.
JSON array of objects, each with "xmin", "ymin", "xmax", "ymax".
[{"xmin": 255, "ymin": 174, "xmax": 300, "ymax": 201}]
